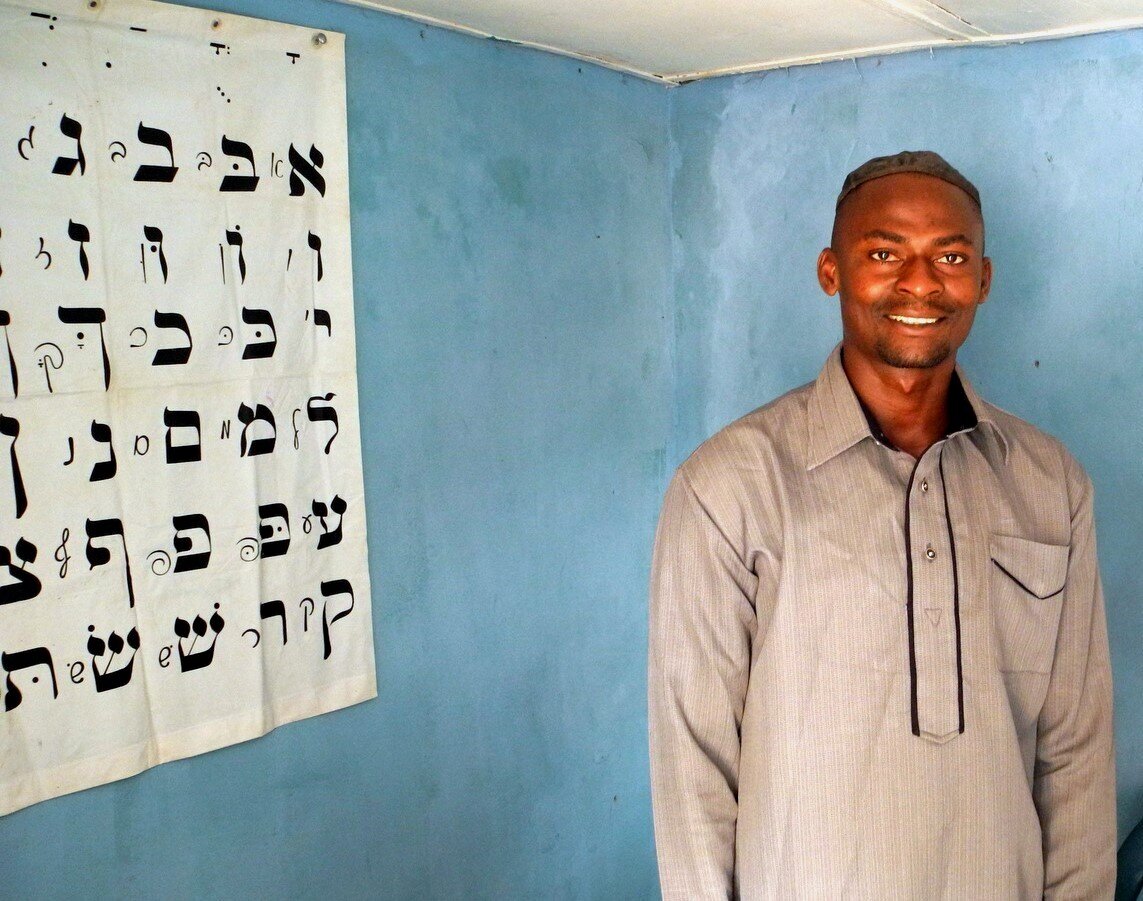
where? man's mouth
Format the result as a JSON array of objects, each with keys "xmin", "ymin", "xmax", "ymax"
[{"xmin": 886, "ymin": 314, "xmax": 941, "ymax": 326}]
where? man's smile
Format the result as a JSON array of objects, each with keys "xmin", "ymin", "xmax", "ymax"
[{"xmin": 887, "ymin": 313, "xmax": 942, "ymax": 325}]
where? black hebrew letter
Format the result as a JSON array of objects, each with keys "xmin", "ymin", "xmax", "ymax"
[
  {"xmin": 151, "ymin": 311, "xmax": 192, "ymax": 366},
  {"xmin": 0, "ymin": 311, "xmax": 18, "ymax": 397},
  {"xmin": 307, "ymin": 231, "xmax": 323, "ymax": 281},
  {"xmin": 88, "ymin": 626, "xmax": 140, "ymax": 692},
  {"xmin": 240, "ymin": 307, "xmax": 276, "ymax": 360},
  {"xmin": 237, "ymin": 403, "xmax": 276, "ymax": 456},
  {"xmin": 33, "ymin": 342, "xmax": 62, "ymax": 393},
  {"xmin": 313, "ymin": 308, "xmax": 331, "ymax": 337},
  {"xmin": 219, "ymin": 136, "xmax": 259, "ymax": 192},
  {"xmin": 17, "ymin": 127, "xmax": 34, "ymax": 162},
  {"xmin": 85, "ymin": 517, "xmax": 135, "ymax": 608},
  {"xmin": 0, "ymin": 415, "xmax": 27, "ymax": 518},
  {"xmin": 314, "ymin": 494, "xmax": 346, "ymax": 549},
  {"xmin": 35, "ymin": 237, "xmax": 52, "ymax": 270},
  {"xmin": 89, "ymin": 419, "xmax": 116, "ymax": 481},
  {"xmin": 57, "ymin": 306, "xmax": 110, "ymax": 390},
  {"xmin": 133, "ymin": 123, "xmax": 178, "ymax": 183},
  {"xmin": 172, "ymin": 513, "xmax": 211, "ymax": 572},
  {"xmin": 174, "ymin": 604, "xmax": 224, "ymax": 672},
  {"xmin": 163, "ymin": 408, "xmax": 201, "ymax": 463},
  {"xmin": 54, "ymin": 528, "xmax": 70, "ymax": 579},
  {"xmin": 0, "ymin": 538, "xmax": 41, "ymax": 605},
  {"xmin": 52, "ymin": 114, "xmax": 85, "ymax": 176},
  {"xmin": 67, "ymin": 219, "xmax": 91, "ymax": 280},
  {"xmin": 223, "ymin": 229, "xmax": 246, "ymax": 284},
  {"xmin": 320, "ymin": 579, "xmax": 354, "ymax": 660},
  {"xmin": 260, "ymin": 599, "xmax": 287, "ymax": 645},
  {"xmin": 141, "ymin": 225, "xmax": 168, "ymax": 284},
  {"xmin": 306, "ymin": 393, "xmax": 339, "ymax": 455},
  {"xmin": 2, "ymin": 647, "xmax": 58, "ymax": 712},
  {"xmin": 288, "ymin": 143, "xmax": 326, "ymax": 197},
  {"xmin": 257, "ymin": 503, "xmax": 290, "ymax": 558}
]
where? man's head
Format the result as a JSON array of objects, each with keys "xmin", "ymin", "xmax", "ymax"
[{"xmin": 817, "ymin": 151, "xmax": 991, "ymax": 374}]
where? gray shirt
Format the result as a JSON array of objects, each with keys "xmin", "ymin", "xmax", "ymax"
[{"xmin": 648, "ymin": 347, "xmax": 1116, "ymax": 899}]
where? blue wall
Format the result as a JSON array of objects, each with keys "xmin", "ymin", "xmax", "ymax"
[
  {"xmin": 670, "ymin": 29, "xmax": 1143, "ymax": 839},
  {"xmin": 3, "ymin": 2, "xmax": 1141, "ymax": 896}
]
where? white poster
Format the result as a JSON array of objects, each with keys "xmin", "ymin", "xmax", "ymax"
[{"xmin": 0, "ymin": 0, "xmax": 375, "ymax": 815}]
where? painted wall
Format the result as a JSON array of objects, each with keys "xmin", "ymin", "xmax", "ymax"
[
  {"xmin": 0, "ymin": 1, "xmax": 669, "ymax": 897},
  {"xmin": 670, "ymin": 29, "xmax": 1143, "ymax": 838},
  {"xmin": 3, "ymin": 1, "xmax": 1141, "ymax": 896}
]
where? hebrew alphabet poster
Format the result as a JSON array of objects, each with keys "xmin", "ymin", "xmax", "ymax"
[{"xmin": 0, "ymin": 0, "xmax": 376, "ymax": 816}]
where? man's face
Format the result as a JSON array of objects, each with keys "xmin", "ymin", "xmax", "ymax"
[{"xmin": 817, "ymin": 172, "xmax": 992, "ymax": 373}]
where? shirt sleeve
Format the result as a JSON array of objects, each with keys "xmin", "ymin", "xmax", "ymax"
[
  {"xmin": 648, "ymin": 468, "xmax": 758, "ymax": 900},
  {"xmin": 1034, "ymin": 454, "xmax": 1117, "ymax": 899}
]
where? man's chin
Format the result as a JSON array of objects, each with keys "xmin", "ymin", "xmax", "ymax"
[{"xmin": 874, "ymin": 339, "xmax": 952, "ymax": 370}]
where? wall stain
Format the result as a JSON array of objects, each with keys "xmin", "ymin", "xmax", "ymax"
[{"xmin": 488, "ymin": 157, "xmax": 530, "ymax": 209}]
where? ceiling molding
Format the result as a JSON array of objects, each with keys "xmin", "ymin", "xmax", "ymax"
[
  {"xmin": 669, "ymin": 18, "xmax": 1143, "ymax": 83},
  {"xmin": 334, "ymin": 1, "xmax": 1143, "ymax": 84},
  {"xmin": 334, "ymin": 0, "xmax": 675, "ymax": 82}
]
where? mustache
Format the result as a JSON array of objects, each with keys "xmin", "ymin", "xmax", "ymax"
[{"xmin": 872, "ymin": 299, "xmax": 959, "ymax": 317}]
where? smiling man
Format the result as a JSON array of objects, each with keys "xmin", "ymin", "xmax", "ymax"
[{"xmin": 649, "ymin": 151, "xmax": 1116, "ymax": 899}]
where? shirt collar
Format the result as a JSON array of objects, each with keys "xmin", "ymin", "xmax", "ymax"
[{"xmin": 804, "ymin": 344, "xmax": 1009, "ymax": 471}]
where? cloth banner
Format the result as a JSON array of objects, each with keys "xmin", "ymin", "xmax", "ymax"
[{"xmin": 0, "ymin": 0, "xmax": 376, "ymax": 816}]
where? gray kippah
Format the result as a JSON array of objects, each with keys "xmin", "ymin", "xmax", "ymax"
[{"xmin": 836, "ymin": 150, "xmax": 980, "ymax": 210}]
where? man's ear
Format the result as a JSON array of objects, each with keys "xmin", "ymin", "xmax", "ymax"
[
  {"xmin": 817, "ymin": 248, "xmax": 839, "ymax": 296},
  {"xmin": 978, "ymin": 256, "xmax": 993, "ymax": 304}
]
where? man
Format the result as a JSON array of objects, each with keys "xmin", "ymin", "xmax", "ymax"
[{"xmin": 648, "ymin": 151, "xmax": 1116, "ymax": 899}]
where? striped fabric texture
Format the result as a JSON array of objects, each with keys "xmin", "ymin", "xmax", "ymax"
[{"xmin": 648, "ymin": 347, "xmax": 1116, "ymax": 899}]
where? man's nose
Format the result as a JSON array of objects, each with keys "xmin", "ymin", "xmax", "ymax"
[{"xmin": 895, "ymin": 255, "xmax": 941, "ymax": 298}]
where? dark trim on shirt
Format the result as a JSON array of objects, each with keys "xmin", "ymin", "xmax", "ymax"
[{"xmin": 940, "ymin": 449, "xmax": 966, "ymax": 735}]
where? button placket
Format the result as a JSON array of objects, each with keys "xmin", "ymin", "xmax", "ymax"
[{"xmin": 907, "ymin": 451, "xmax": 960, "ymax": 743}]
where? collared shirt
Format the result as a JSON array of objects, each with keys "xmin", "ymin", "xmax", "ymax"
[{"xmin": 648, "ymin": 346, "xmax": 1116, "ymax": 900}]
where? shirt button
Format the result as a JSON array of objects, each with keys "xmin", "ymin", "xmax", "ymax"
[
  {"xmin": 925, "ymin": 545, "xmax": 936, "ymax": 560},
  {"xmin": 920, "ymin": 479, "xmax": 929, "ymax": 492}
]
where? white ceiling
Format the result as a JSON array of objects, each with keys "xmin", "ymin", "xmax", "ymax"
[{"xmin": 338, "ymin": 0, "xmax": 1143, "ymax": 83}]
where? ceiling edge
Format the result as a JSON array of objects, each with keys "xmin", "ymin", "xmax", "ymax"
[
  {"xmin": 668, "ymin": 19, "xmax": 1143, "ymax": 83},
  {"xmin": 333, "ymin": 0, "xmax": 672, "ymax": 83},
  {"xmin": 330, "ymin": 2, "xmax": 1143, "ymax": 85}
]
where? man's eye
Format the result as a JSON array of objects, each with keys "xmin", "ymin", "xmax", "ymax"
[
  {"xmin": 938, "ymin": 252, "xmax": 967, "ymax": 264},
  {"xmin": 870, "ymin": 250, "xmax": 895, "ymax": 262}
]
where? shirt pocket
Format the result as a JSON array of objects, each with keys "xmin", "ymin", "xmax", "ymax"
[{"xmin": 989, "ymin": 534, "xmax": 1068, "ymax": 674}]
